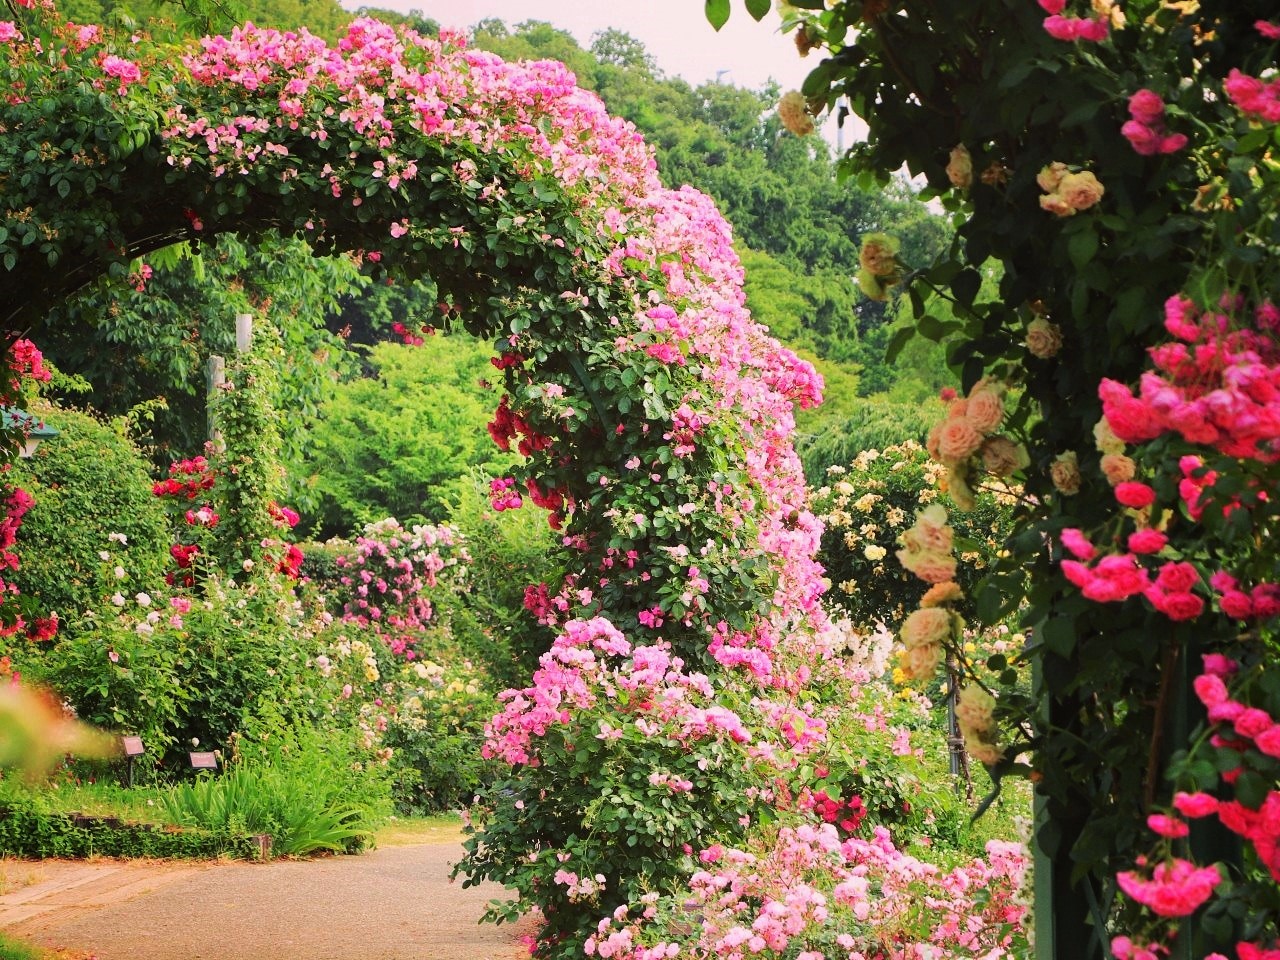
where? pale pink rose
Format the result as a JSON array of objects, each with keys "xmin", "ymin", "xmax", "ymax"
[
  {"xmin": 1050, "ymin": 451, "xmax": 1081, "ymax": 495},
  {"xmin": 907, "ymin": 504, "xmax": 953, "ymax": 553},
  {"xmin": 936, "ymin": 417, "xmax": 984, "ymax": 462},
  {"xmin": 1101, "ymin": 453, "xmax": 1136, "ymax": 485},
  {"xmin": 966, "ymin": 388, "xmax": 1005, "ymax": 433},
  {"xmin": 900, "ymin": 607, "xmax": 951, "ymax": 648},
  {"xmin": 1026, "ymin": 317, "xmax": 1063, "ymax": 359},
  {"xmin": 946, "ymin": 144, "xmax": 973, "ymax": 189}
]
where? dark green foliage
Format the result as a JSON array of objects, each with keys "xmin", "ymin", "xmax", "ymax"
[
  {"xmin": 10, "ymin": 406, "xmax": 170, "ymax": 620},
  {"xmin": 0, "ymin": 799, "xmax": 264, "ymax": 860}
]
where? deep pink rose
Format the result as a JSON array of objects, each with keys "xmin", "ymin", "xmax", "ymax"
[
  {"xmin": 1115, "ymin": 481, "xmax": 1157, "ymax": 508},
  {"xmin": 1128, "ymin": 89, "xmax": 1166, "ymax": 124}
]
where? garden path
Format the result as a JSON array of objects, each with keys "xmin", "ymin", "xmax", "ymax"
[{"xmin": 0, "ymin": 838, "xmax": 530, "ymax": 960}]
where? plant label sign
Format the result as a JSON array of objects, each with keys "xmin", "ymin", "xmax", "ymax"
[{"xmin": 189, "ymin": 751, "xmax": 218, "ymax": 770}]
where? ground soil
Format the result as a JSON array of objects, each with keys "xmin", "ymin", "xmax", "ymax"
[{"xmin": 0, "ymin": 839, "xmax": 531, "ymax": 960}]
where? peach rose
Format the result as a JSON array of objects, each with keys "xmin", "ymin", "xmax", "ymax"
[
  {"xmin": 900, "ymin": 607, "xmax": 951, "ymax": 648},
  {"xmin": 947, "ymin": 144, "xmax": 973, "ymax": 189},
  {"xmin": 964, "ymin": 735, "xmax": 1004, "ymax": 766},
  {"xmin": 1037, "ymin": 161, "xmax": 1069, "ymax": 193},
  {"xmin": 901, "ymin": 642, "xmax": 943, "ymax": 682},
  {"xmin": 899, "ymin": 549, "xmax": 958, "ymax": 584},
  {"xmin": 778, "ymin": 91, "xmax": 815, "ymax": 137},
  {"xmin": 1101, "ymin": 452, "xmax": 1137, "ymax": 485},
  {"xmin": 980, "ymin": 436, "xmax": 1029, "ymax": 478},
  {"xmin": 1026, "ymin": 317, "xmax": 1063, "ymax": 359},
  {"xmin": 1058, "ymin": 170, "xmax": 1105, "ymax": 212},
  {"xmin": 1051, "ymin": 451, "xmax": 1081, "ymax": 495},
  {"xmin": 955, "ymin": 685, "xmax": 997, "ymax": 737},
  {"xmin": 909, "ymin": 504, "xmax": 952, "ymax": 552},
  {"xmin": 921, "ymin": 581, "xmax": 964, "ymax": 607},
  {"xmin": 936, "ymin": 417, "xmax": 984, "ymax": 463},
  {"xmin": 965, "ymin": 388, "xmax": 1005, "ymax": 433},
  {"xmin": 1039, "ymin": 192, "xmax": 1077, "ymax": 217}
]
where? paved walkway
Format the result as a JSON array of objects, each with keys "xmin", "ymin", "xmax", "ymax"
[{"xmin": 1, "ymin": 842, "xmax": 530, "ymax": 960}]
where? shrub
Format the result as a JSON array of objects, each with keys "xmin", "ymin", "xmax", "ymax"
[
  {"xmin": 797, "ymin": 396, "xmax": 942, "ymax": 483},
  {"xmin": 9, "ymin": 404, "xmax": 169, "ymax": 621},
  {"xmin": 809, "ymin": 440, "xmax": 1016, "ymax": 630}
]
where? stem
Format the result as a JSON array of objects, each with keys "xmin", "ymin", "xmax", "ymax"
[{"xmin": 1144, "ymin": 639, "xmax": 1181, "ymax": 811}]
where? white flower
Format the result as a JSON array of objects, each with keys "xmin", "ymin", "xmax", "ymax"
[
  {"xmin": 111, "ymin": 593, "xmax": 126, "ymax": 607},
  {"xmin": 135, "ymin": 592, "xmax": 152, "ymax": 607},
  {"xmin": 242, "ymin": 559, "xmax": 255, "ymax": 572},
  {"xmin": 99, "ymin": 550, "xmax": 111, "ymax": 561},
  {"xmin": 108, "ymin": 532, "xmax": 128, "ymax": 544},
  {"xmin": 114, "ymin": 566, "xmax": 126, "ymax": 579}
]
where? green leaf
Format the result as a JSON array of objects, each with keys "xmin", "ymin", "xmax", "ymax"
[
  {"xmin": 705, "ymin": 0, "xmax": 731, "ymax": 30},
  {"xmin": 1068, "ymin": 229, "xmax": 1098, "ymax": 270},
  {"xmin": 745, "ymin": 0, "xmax": 770, "ymax": 19},
  {"xmin": 884, "ymin": 325, "xmax": 916, "ymax": 363},
  {"xmin": 951, "ymin": 269, "xmax": 981, "ymax": 307}
]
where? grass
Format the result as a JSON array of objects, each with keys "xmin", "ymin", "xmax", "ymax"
[
  {"xmin": 12, "ymin": 779, "xmax": 169, "ymax": 824},
  {"xmin": 375, "ymin": 813, "xmax": 464, "ymax": 847},
  {"xmin": 0, "ymin": 932, "xmax": 44, "ymax": 960}
]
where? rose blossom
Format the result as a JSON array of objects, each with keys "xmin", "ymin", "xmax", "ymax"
[
  {"xmin": 1026, "ymin": 317, "xmax": 1063, "ymax": 359},
  {"xmin": 966, "ymin": 387, "xmax": 1005, "ymax": 433},
  {"xmin": 1050, "ymin": 451, "xmax": 1081, "ymax": 495},
  {"xmin": 980, "ymin": 436, "xmax": 1027, "ymax": 477},
  {"xmin": 1101, "ymin": 453, "xmax": 1136, "ymax": 485},
  {"xmin": 946, "ymin": 143, "xmax": 973, "ymax": 189},
  {"xmin": 1057, "ymin": 170, "xmax": 1106, "ymax": 211},
  {"xmin": 936, "ymin": 417, "xmax": 984, "ymax": 462},
  {"xmin": 900, "ymin": 607, "xmax": 951, "ymax": 648}
]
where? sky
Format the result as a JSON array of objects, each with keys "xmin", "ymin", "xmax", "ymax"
[{"xmin": 357, "ymin": 0, "xmax": 813, "ymax": 94}]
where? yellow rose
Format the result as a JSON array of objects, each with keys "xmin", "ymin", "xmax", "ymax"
[
  {"xmin": 1025, "ymin": 317, "xmax": 1063, "ymax": 359},
  {"xmin": 1050, "ymin": 451, "xmax": 1081, "ymax": 495}
]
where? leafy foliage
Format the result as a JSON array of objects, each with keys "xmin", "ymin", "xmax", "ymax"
[{"xmin": 9, "ymin": 405, "xmax": 170, "ymax": 621}]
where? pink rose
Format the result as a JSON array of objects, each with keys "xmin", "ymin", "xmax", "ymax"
[
  {"xmin": 1127, "ymin": 529, "xmax": 1166, "ymax": 554},
  {"xmin": 1201, "ymin": 653, "xmax": 1238, "ymax": 678},
  {"xmin": 1128, "ymin": 89, "xmax": 1166, "ymax": 125},
  {"xmin": 1061, "ymin": 528, "xmax": 1097, "ymax": 561},
  {"xmin": 1154, "ymin": 561, "xmax": 1198, "ymax": 593},
  {"xmin": 1193, "ymin": 672, "xmax": 1228, "ymax": 707},
  {"xmin": 1115, "ymin": 481, "xmax": 1156, "ymax": 508},
  {"xmin": 1235, "ymin": 707, "xmax": 1275, "ymax": 739},
  {"xmin": 1172, "ymin": 791, "xmax": 1219, "ymax": 818},
  {"xmin": 1146, "ymin": 814, "xmax": 1189, "ymax": 838},
  {"xmin": 1254, "ymin": 725, "xmax": 1280, "ymax": 759},
  {"xmin": 1219, "ymin": 589, "xmax": 1254, "ymax": 619}
]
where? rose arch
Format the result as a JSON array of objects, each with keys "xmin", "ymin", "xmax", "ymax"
[{"xmin": 0, "ymin": 11, "xmax": 853, "ymax": 956}]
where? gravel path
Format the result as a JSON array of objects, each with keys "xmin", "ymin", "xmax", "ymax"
[{"xmin": 1, "ymin": 842, "xmax": 531, "ymax": 960}]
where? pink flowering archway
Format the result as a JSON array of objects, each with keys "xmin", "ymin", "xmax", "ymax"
[{"xmin": 1, "ymin": 12, "xmax": 848, "ymax": 956}]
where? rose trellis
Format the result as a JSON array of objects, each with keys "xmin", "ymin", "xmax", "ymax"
[{"xmin": 0, "ymin": 8, "xmax": 901, "ymax": 957}]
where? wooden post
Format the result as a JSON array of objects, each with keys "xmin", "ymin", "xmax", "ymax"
[
  {"xmin": 235, "ymin": 313, "xmax": 253, "ymax": 353},
  {"xmin": 207, "ymin": 354, "xmax": 225, "ymax": 445}
]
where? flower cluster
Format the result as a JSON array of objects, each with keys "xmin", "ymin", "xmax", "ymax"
[
  {"xmin": 1100, "ymin": 293, "xmax": 1280, "ymax": 462},
  {"xmin": 488, "ymin": 476, "xmax": 522, "ymax": 511},
  {"xmin": 1121, "ymin": 89, "xmax": 1187, "ymax": 156},
  {"xmin": 1037, "ymin": 161, "xmax": 1106, "ymax": 216},
  {"xmin": 584, "ymin": 824, "xmax": 1030, "ymax": 960},
  {"xmin": 925, "ymin": 379, "xmax": 1026, "ymax": 510},
  {"xmin": 151, "ymin": 456, "xmax": 216, "ymax": 499},
  {"xmin": 1037, "ymin": 0, "xmax": 1116, "ymax": 42}
]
